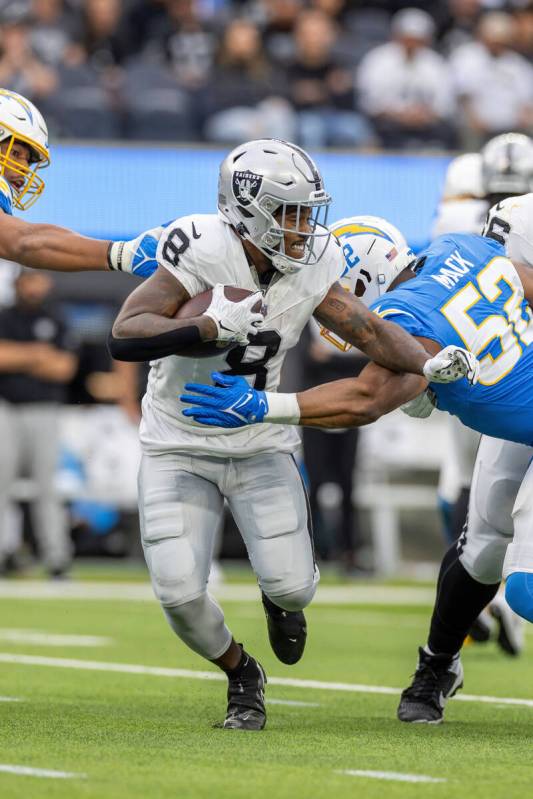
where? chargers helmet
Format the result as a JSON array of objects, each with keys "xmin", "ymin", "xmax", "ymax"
[
  {"xmin": 320, "ymin": 215, "xmax": 414, "ymax": 350},
  {"xmin": 218, "ymin": 139, "xmax": 331, "ymax": 275},
  {"xmin": 0, "ymin": 89, "xmax": 50, "ymax": 211},
  {"xmin": 481, "ymin": 132, "xmax": 533, "ymax": 200}
]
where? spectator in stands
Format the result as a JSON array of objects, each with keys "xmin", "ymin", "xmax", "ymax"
[
  {"xmin": 260, "ymin": 0, "xmax": 302, "ymax": 68},
  {"xmin": 357, "ymin": 7, "xmax": 456, "ymax": 149},
  {"xmin": 0, "ymin": 269, "xmax": 78, "ymax": 578},
  {"xmin": 438, "ymin": 0, "xmax": 482, "ymax": 55},
  {"xmin": 287, "ymin": 9, "xmax": 373, "ymax": 147},
  {"xmin": 0, "ymin": 11, "xmax": 57, "ymax": 104},
  {"xmin": 202, "ymin": 18, "xmax": 296, "ymax": 143},
  {"xmin": 78, "ymin": 0, "xmax": 129, "ymax": 71},
  {"xmin": 513, "ymin": 2, "xmax": 533, "ymax": 65},
  {"xmin": 450, "ymin": 12, "xmax": 533, "ymax": 147},
  {"xmin": 150, "ymin": 0, "xmax": 217, "ymax": 92},
  {"xmin": 30, "ymin": 0, "xmax": 81, "ymax": 67}
]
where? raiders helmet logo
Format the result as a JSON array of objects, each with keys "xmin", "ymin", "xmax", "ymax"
[{"xmin": 232, "ymin": 170, "xmax": 263, "ymax": 206}]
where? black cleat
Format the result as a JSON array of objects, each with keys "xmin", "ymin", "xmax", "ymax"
[
  {"xmin": 262, "ymin": 592, "xmax": 307, "ymax": 665},
  {"xmin": 222, "ymin": 650, "xmax": 267, "ymax": 731},
  {"xmin": 467, "ymin": 613, "xmax": 492, "ymax": 643},
  {"xmin": 397, "ymin": 647, "xmax": 464, "ymax": 724},
  {"xmin": 490, "ymin": 595, "xmax": 525, "ymax": 657}
]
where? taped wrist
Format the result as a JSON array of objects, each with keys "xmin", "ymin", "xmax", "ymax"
[
  {"xmin": 107, "ymin": 241, "xmax": 125, "ymax": 271},
  {"xmin": 108, "ymin": 324, "xmax": 202, "ymax": 362}
]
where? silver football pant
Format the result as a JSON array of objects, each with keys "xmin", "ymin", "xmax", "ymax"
[
  {"xmin": 458, "ymin": 435, "xmax": 533, "ymax": 584},
  {"xmin": 0, "ymin": 402, "xmax": 70, "ymax": 572},
  {"xmin": 138, "ymin": 450, "xmax": 318, "ymax": 660}
]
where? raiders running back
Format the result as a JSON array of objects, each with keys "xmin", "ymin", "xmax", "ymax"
[{"xmin": 140, "ymin": 212, "xmax": 344, "ymax": 457}]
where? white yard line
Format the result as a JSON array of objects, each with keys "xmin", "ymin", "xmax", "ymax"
[
  {"xmin": 1, "ymin": 652, "xmax": 533, "ymax": 709},
  {"xmin": 0, "ymin": 580, "xmax": 436, "ymax": 606},
  {"xmin": 0, "ymin": 629, "xmax": 111, "ymax": 647},
  {"xmin": 0, "ymin": 764, "xmax": 86, "ymax": 779},
  {"xmin": 0, "ymin": 696, "xmax": 21, "ymax": 702},
  {"xmin": 267, "ymin": 699, "xmax": 320, "ymax": 708},
  {"xmin": 338, "ymin": 769, "xmax": 446, "ymax": 784}
]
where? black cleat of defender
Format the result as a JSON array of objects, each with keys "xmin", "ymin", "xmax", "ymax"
[
  {"xmin": 262, "ymin": 592, "xmax": 307, "ymax": 665},
  {"xmin": 222, "ymin": 651, "xmax": 267, "ymax": 731},
  {"xmin": 397, "ymin": 647, "xmax": 464, "ymax": 724}
]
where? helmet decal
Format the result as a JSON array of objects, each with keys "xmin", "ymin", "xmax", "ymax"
[{"xmin": 232, "ymin": 170, "xmax": 263, "ymax": 206}]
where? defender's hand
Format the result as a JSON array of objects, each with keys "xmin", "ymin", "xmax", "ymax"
[
  {"xmin": 423, "ymin": 346, "xmax": 479, "ymax": 385},
  {"xmin": 204, "ymin": 285, "xmax": 264, "ymax": 345},
  {"xmin": 401, "ymin": 389, "xmax": 437, "ymax": 418},
  {"xmin": 108, "ymin": 223, "xmax": 169, "ymax": 277},
  {"xmin": 181, "ymin": 372, "xmax": 268, "ymax": 427}
]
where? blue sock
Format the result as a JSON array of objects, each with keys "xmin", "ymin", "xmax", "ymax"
[{"xmin": 505, "ymin": 572, "xmax": 533, "ymax": 622}]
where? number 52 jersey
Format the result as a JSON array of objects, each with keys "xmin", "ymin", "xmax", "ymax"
[
  {"xmin": 140, "ymin": 213, "xmax": 344, "ymax": 457},
  {"xmin": 372, "ymin": 232, "xmax": 533, "ymax": 445}
]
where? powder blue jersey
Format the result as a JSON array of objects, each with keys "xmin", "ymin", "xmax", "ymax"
[{"xmin": 370, "ymin": 233, "xmax": 533, "ymax": 445}]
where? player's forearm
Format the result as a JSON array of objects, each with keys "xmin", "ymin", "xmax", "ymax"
[
  {"xmin": 109, "ymin": 314, "xmax": 217, "ymax": 362},
  {"xmin": 15, "ymin": 224, "xmax": 110, "ymax": 272},
  {"xmin": 315, "ymin": 286, "xmax": 429, "ymax": 376},
  {"xmin": 363, "ymin": 315, "xmax": 429, "ymax": 375},
  {"xmin": 255, "ymin": 380, "xmax": 381, "ymax": 429}
]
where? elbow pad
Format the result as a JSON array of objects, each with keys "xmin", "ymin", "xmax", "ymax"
[{"xmin": 108, "ymin": 324, "xmax": 202, "ymax": 362}]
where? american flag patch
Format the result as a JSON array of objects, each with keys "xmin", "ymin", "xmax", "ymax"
[{"xmin": 385, "ymin": 246, "xmax": 398, "ymax": 261}]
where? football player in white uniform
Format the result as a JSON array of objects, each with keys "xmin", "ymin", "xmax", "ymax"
[{"xmin": 108, "ymin": 140, "xmax": 477, "ymax": 731}]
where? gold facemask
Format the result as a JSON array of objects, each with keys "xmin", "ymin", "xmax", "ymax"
[{"xmin": 0, "ymin": 125, "xmax": 50, "ymax": 211}]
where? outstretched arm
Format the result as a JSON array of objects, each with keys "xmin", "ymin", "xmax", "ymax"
[
  {"xmin": 314, "ymin": 282, "xmax": 432, "ymax": 375},
  {"xmin": 0, "ymin": 214, "xmax": 111, "ymax": 271},
  {"xmin": 181, "ymin": 360, "xmax": 428, "ymax": 429},
  {"xmin": 291, "ymin": 362, "xmax": 427, "ymax": 428}
]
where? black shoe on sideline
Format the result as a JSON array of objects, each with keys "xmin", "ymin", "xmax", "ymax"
[
  {"xmin": 262, "ymin": 592, "xmax": 307, "ymax": 665},
  {"xmin": 222, "ymin": 650, "xmax": 267, "ymax": 731},
  {"xmin": 397, "ymin": 647, "xmax": 464, "ymax": 724}
]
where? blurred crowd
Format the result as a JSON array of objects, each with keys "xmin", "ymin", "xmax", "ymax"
[{"xmin": 0, "ymin": 0, "xmax": 531, "ymax": 150}]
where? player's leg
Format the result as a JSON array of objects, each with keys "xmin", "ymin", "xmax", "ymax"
[
  {"xmin": 0, "ymin": 402, "xmax": 21, "ymax": 571},
  {"xmin": 398, "ymin": 436, "xmax": 531, "ymax": 723},
  {"xmin": 24, "ymin": 404, "xmax": 72, "ymax": 576},
  {"xmin": 139, "ymin": 451, "xmax": 266, "ymax": 730},
  {"xmin": 228, "ymin": 452, "xmax": 317, "ymax": 665},
  {"xmin": 503, "ymin": 457, "xmax": 533, "ymax": 625}
]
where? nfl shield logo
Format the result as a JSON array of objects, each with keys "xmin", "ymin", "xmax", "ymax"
[{"xmin": 232, "ymin": 170, "xmax": 263, "ymax": 206}]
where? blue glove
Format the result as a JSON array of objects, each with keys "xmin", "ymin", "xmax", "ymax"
[{"xmin": 181, "ymin": 372, "xmax": 269, "ymax": 428}]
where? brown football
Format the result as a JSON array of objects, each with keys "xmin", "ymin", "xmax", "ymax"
[{"xmin": 173, "ymin": 286, "xmax": 263, "ymax": 358}]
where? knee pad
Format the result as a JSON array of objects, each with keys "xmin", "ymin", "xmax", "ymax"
[
  {"xmin": 505, "ymin": 572, "xmax": 533, "ymax": 623},
  {"xmin": 163, "ymin": 592, "xmax": 231, "ymax": 660},
  {"xmin": 265, "ymin": 572, "xmax": 318, "ymax": 612},
  {"xmin": 459, "ymin": 537, "xmax": 509, "ymax": 585}
]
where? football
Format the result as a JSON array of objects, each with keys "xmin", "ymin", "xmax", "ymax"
[{"xmin": 173, "ymin": 286, "xmax": 263, "ymax": 358}]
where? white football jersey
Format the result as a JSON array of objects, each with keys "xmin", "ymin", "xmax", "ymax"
[
  {"xmin": 483, "ymin": 193, "xmax": 533, "ymax": 268},
  {"xmin": 139, "ymin": 214, "xmax": 344, "ymax": 457}
]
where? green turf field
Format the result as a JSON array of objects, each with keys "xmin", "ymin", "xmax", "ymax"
[{"xmin": 1, "ymin": 569, "xmax": 532, "ymax": 799}]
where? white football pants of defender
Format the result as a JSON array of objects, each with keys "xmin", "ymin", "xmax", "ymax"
[
  {"xmin": 138, "ymin": 450, "xmax": 318, "ymax": 660},
  {"xmin": 458, "ymin": 436, "xmax": 533, "ymax": 584}
]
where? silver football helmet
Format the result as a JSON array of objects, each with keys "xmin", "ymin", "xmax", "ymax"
[
  {"xmin": 481, "ymin": 132, "xmax": 533, "ymax": 197},
  {"xmin": 218, "ymin": 139, "xmax": 332, "ymax": 274}
]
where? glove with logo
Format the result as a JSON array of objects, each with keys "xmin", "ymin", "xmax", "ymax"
[
  {"xmin": 107, "ymin": 223, "xmax": 170, "ymax": 277},
  {"xmin": 181, "ymin": 372, "xmax": 268, "ymax": 428},
  {"xmin": 204, "ymin": 285, "xmax": 264, "ymax": 345},
  {"xmin": 423, "ymin": 346, "xmax": 479, "ymax": 385}
]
